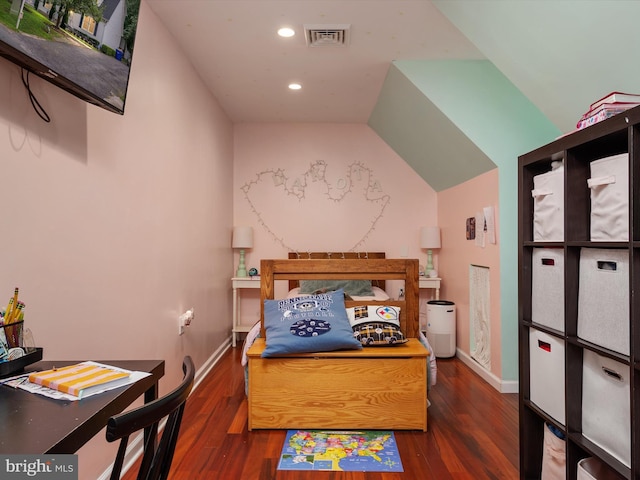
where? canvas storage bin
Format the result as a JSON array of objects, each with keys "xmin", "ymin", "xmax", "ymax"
[
  {"xmin": 541, "ymin": 423, "xmax": 566, "ymax": 480},
  {"xmin": 577, "ymin": 457, "xmax": 624, "ymax": 480},
  {"xmin": 529, "ymin": 328, "xmax": 565, "ymax": 425},
  {"xmin": 577, "ymin": 248, "xmax": 629, "ymax": 355},
  {"xmin": 582, "ymin": 350, "xmax": 630, "ymax": 468},
  {"xmin": 588, "ymin": 153, "xmax": 629, "ymax": 241},
  {"xmin": 531, "ymin": 248, "xmax": 564, "ymax": 332},
  {"xmin": 532, "ymin": 167, "xmax": 564, "ymax": 242}
]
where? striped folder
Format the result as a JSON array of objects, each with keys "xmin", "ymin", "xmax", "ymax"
[{"xmin": 28, "ymin": 361, "xmax": 131, "ymax": 398}]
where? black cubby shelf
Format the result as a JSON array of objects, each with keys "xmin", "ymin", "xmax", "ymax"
[{"xmin": 519, "ymin": 105, "xmax": 640, "ymax": 480}]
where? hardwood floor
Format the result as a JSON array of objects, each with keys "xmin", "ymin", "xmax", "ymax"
[{"xmin": 124, "ymin": 347, "xmax": 519, "ymax": 479}]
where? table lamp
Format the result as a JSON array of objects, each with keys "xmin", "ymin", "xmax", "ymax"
[
  {"xmin": 420, "ymin": 226, "xmax": 441, "ymax": 277},
  {"xmin": 232, "ymin": 226, "xmax": 253, "ymax": 277}
]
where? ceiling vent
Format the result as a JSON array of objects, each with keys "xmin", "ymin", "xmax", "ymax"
[{"xmin": 304, "ymin": 24, "xmax": 351, "ymax": 47}]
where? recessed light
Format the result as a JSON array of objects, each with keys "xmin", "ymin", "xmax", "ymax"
[
  {"xmin": 288, "ymin": 83, "xmax": 302, "ymax": 90},
  {"xmin": 278, "ymin": 27, "xmax": 295, "ymax": 38}
]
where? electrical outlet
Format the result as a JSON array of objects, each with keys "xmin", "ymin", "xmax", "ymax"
[
  {"xmin": 184, "ymin": 308, "xmax": 194, "ymax": 326},
  {"xmin": 178, "ymin": 308, "xmax": 194, "ymax": 336}
]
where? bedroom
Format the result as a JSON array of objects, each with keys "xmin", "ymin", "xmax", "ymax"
[{"xmin": 0, "ymin": 1, "xmax": 638, "ymax": 479}]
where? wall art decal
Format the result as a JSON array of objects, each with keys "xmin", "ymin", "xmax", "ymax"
[{"xmin": 241, "ymin": 160, "xmax": 391, "ymax": 251}]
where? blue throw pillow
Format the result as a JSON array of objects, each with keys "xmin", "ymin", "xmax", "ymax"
[{"xmin": 262, "ymin": 289, "xmax": 363, "ymax": 357}]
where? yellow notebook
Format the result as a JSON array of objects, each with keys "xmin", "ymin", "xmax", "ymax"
[{"xmin": 28, "ymin": 361, "xmax": 131, "ymax": 399}]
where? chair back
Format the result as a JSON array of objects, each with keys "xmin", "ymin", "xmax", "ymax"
[{"xmin": 106, "ymin": 356, "xmax": 195, "ymax": 480}]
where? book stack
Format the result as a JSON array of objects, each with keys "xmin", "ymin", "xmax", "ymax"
[{"xmin": 577, "ymin": 92, "xmax": 640, "ymax": 130}]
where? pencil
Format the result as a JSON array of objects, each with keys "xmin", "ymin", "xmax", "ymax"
[
  {"xmin": 11, "ymin": 303, "xmax": 23, "ymax": 324},
  {"xmin": 4, "ymin": 298, "xmax": 14, "ymax": 325},
  {"xmin": 9, "ymin": 288, "xmax": 19, "ymax": 323},
  {"xmin": 12, "ymin": 288, "xmax": 18, "ymax": 311}
]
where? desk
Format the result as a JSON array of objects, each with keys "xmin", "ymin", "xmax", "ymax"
[
  {"xmin": 232, "ymin": 276, "xmax": 260, "ymax": 347},
  {"xmin": 0, "ymin": 359, "xmax": 164, "ymax": 454},
  {"xmin": 419, "ymin": 276, "xmax": 441, "ymax": 300}
]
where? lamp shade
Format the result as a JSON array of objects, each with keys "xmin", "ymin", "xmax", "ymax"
[
  {"xmin": 232, "ymin": 226, "xmax": 253, "ymax": 249},
  {"xmin": 420, "ymin": 226, "xmax": 441, "ymax": 249}
]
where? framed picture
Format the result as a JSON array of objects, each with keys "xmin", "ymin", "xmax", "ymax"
[{"xmin": 466, "ymin": 217, "xmax": 476, "ymax": 240}]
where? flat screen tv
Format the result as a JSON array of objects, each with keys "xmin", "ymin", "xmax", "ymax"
[{"xmin": 0, "ymin": 0, "xmax": 141, "ymax": 115}]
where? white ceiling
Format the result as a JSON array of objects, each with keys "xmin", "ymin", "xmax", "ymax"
[
  {"xmin": 145, "ymin": 0, "xmax": 485, "ymax": 124},
  {"xmin": 145, "ymin": 1, "xmax": 640, "ymax": 134}
]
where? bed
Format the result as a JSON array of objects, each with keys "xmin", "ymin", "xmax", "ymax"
[{"xmin": 244, "ymin": 253, "xmax": 435, "ymax": 431}]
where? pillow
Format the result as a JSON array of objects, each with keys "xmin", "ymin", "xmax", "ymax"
[
  {"xmin": 287, "ymin": 286, "xmax": 390, "ymax": 301},
  {"xmin": 298, "ymin": 279, "xmax": 374, "ymax": 297},
  {"xmin": 346, "ymin": 305, "xmax": 408, "ymax": 347},
  {"xmin": 262, "ymin": 289, "xmax": 363, "ymax": 357}
]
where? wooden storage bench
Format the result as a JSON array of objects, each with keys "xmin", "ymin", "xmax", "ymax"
[{"xmin": 247, "ymin": 337, "xmax": 428, "ymax": 431}]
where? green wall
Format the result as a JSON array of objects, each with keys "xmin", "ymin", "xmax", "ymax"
[{"xmin": 377, "ymin": 59, "xmax": 560, "ymax": 381}]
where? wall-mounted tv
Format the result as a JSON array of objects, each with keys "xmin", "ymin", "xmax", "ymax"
[{"xmin": 0, "ymin": 0, "xmax": 141, "ymax": 115}]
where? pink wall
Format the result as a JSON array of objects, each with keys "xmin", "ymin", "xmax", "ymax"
[
  {"xmin": 0, "ymin": 3, "xmax": 233, "ymax": 479},
  {"xmin": 438, "ymin": 169, "xmax": 501, "ymax": 378},
  {"xmin": 233, "ymin": 125, "xmax": 501, "ymax": 379},
  {"xmin": 0, "ymin": 3, "xmax": 503, "ymax": 477},
  {"xmin": 233, "ymin": 123, "xmax": 439, "ymax": 322}
]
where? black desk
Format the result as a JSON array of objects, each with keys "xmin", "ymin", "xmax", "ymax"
[{"xmin": 0, "ymin": 359, "xmax": 165, "ymax": 454}]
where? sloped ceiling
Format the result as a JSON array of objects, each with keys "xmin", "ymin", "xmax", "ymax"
[
  {"xmin": 146, "ymin": 1, "xmax": 640, "ymax": 190},
  {"xmin": 433, "ymin": 0, "xmax": 640, "ymax": 133},
  {"xmin": 369, "ymin": 58, "xmax": 562, "ymax": 191},
  {"xmin": 367, "ymin": 1, "xmax": 640, "ymax": 190},
  {"xmin": 368, "ymin": 64, "xmax": 496, "ymax": 192}
]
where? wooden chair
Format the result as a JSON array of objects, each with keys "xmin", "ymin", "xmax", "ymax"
[{"xmin": 106, "ymin": 356, "xmax": 195, "ymax": 480}]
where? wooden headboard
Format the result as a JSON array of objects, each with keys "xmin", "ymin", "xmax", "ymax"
[
  {"xmin": 286, "ymin": 252, "xmax": 386, "ymax": 291},
  {"xmin": 260, "ymin": 257, "xmax": 420, "ymax": 339}
]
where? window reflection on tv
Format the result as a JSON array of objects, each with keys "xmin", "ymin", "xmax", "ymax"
[{"xmin": 0, "ymin": 0, "xmax": 141, "ymax": 115}]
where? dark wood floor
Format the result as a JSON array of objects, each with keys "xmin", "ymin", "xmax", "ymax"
[{"xmin": 125, "ymin": 346, "xmax": 519, "ymax": 479}]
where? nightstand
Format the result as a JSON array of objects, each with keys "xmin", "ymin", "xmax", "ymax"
[
  {"xmin": 419, "ymin": 276, "xmax": 441, "ymax": 300},
  {"xmin": 232, "ymin": 276, "xmax": 260, "ymax": 347}
]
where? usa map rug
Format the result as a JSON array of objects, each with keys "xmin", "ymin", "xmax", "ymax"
[{"xmin": 277, "ymin": 430, "xmax": 403, "ymax": 472}]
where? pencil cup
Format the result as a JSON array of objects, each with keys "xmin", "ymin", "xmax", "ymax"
[{"xmin": 3, "ymin": 320, "xmax": 24, "ymax": 349}]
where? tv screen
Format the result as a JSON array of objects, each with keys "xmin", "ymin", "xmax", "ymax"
[{"xmin": 0, "ymin": 0, "xmax": 140, "ymax": 115}]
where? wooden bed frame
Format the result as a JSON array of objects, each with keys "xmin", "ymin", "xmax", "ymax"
[
  {"xmin": 286, "ymin": 251, "xmax": 387, "ymax": 292},
  {"xmin": 246, "ymin": 255, "xmax": 428, "ymax": 431}
]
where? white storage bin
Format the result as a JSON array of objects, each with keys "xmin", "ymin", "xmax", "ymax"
[
  {"xmin": 577, "ymin": 248, "xmax": 629, "ymax": 355},
  {"xmin": 588, "ymin": 153, "xmax": 629, "ymax": 241},
  {"xmin": 532, "ymin": 248, "xmax": 564, "ymax": 332},
  {"xmin": 582, "ymin": 350, "xmax": 630, "ymax": 468},
  {"xmin": 577, "ymin": 457, "xmax": 623, "ymax": 480},
  {"xmin": 532, "ymin": 167, "xmax": 564, "ymax": 242},
  {"xmin": 529, "ymin": 328, "xmax": 565, "ymax": 425},
  {"xmin": 541, "ymin": 423, "xmax": 566, "ymax": 480}
]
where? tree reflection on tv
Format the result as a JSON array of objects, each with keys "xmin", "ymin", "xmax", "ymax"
[{"xmin": 0, "ymin": 0, "xmax": 141, "ymax": 114}]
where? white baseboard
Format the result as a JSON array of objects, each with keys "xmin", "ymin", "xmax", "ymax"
[
  {"xmin": 193, "ymin": 340, "xmax": 232, "ymax": 392},
  {"xmin": 97, "ymin": 339, "xmax": 232, "ymax": 480},
  {"xmin": 455, "ymin": 348, "xmax": 519, "ymax": 394}
]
